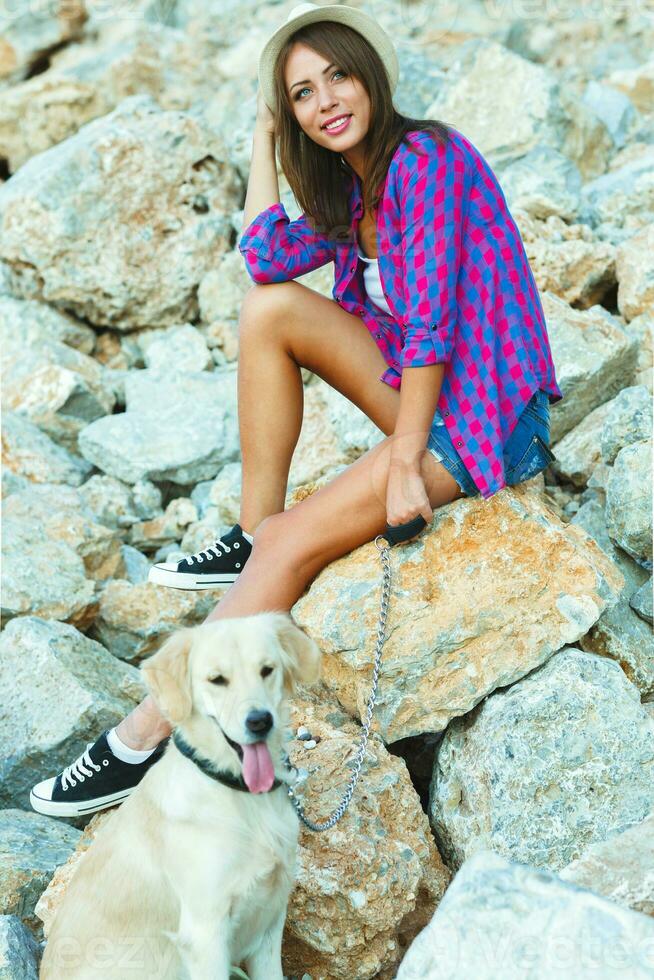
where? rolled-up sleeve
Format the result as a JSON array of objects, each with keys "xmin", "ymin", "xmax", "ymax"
[
  {"xmin": 397, "ymin": 136, "xmax": 471, "ymax": 368},
  {"xmin": 238, "ymin": 202, "xmax": 336, "ymax": 284}
]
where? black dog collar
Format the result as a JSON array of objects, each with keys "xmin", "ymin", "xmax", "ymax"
[{"xmin": 171, "ymin": 728, "xmax": 290, "ymax": 794}]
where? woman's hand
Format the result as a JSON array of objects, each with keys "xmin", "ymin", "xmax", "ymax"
[
  {"xmin": 256, "ymin": 88, "xmax": 276, "ymax": 137},
  {"xmin": 385, "ymin": 456, "xmax": 433, "ymax": 529}
]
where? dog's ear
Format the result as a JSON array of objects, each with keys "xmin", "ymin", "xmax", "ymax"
[
  {"xmin": 272, "ymin": 613, "xmax": 322, "ymax": 696},
  {"xmin": 140, "ymin": 629, "xmax": 194, "ymax": 725}
]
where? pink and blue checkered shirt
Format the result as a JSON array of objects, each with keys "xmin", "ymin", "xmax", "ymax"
[{"xmin": 238, "ymin": 127, "xmax": 563, "ymax": 499}]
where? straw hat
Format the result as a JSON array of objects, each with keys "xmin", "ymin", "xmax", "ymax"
[{"xmin": 258, "ymin": 2, "xmax": 400, "ymax": 112}]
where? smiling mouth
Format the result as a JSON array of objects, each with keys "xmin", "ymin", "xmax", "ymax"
[{"xmin": 322, "ymin": 114, "xmax": 352, "ymax": 131}]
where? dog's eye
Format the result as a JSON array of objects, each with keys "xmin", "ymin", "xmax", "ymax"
[
  {"xmin": 261, "ymin": 666, "xmax": 274, "ymax": 678},
  {"xmin": 209, "ymin": 675, "xmax": 226, "ymax": 685}
]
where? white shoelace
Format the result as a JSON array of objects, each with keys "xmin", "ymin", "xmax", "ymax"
[
  {"xmin": 185, "ymin": 538, "xmax": 233, "ymax": 565},
  {"xmin": 60, "ymin": 744, "xmax": 102, "ymax": 790}
]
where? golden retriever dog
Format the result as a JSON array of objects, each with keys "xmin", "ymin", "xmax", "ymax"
[{"xmin": 40, "ymin": 612, "xmax": 322, "ymax": 980}]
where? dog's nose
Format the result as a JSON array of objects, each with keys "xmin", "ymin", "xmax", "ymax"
[{"xmin": 245, "ymin": 710, "xmax": 273, "ymax": 738}]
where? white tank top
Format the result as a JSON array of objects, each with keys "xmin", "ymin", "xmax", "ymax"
[{"xmin": 357, "ymin": 247, "xmax": 393, "ymax": 316}]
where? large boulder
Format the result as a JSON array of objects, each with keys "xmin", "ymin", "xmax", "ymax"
[
  {"xmin": 0, "ymin": 617, "xmax": 146, "ymax": 808},
  {"xmin": 430, "ymin": 648, "xmax": 654, "ymax": 873},
  {"xmin": 78, "ymin": 368, "xmax": 239, "ymax": 486},
  {"xmin": 0, "ymin": 95, "xmax": 242, "ymax": 330},
  {"xmin": 292, "ymin": 487, "xmax": 623, "ymax": 744},
  {"xmin": 396, "ymin": 849, "xmax": 654, "ymax": 979}
]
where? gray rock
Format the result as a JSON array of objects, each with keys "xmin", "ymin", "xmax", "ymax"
[
  {"xmin": 498, "ymin": 144, "xmax": 582, "ymax": 221},
  {"xmin": 0, "ymin": 810, "xmax": 81, "ymax": 941},
  {"xmin": 582, "ymin": 80, "xmax": 637, "ymax": 151},
  {"xmin": 0, "ymin": 617, "xmax": 146, "ymax": 809},
  {"xmin": 1, "ymin": 339, "xmax": 115, "ymax": 453},
  {"xmin": 1, "ymin": 412, "xmax": 92, "ymax": 488},
  {"xmin": 605, "ymin": 439, "xmax": 653, "ymax": 566},
  {"xmin": 560, "ymin": 812, "xmax": 654, "ymax": 917},
  {"xmin": 0, "ymin": 915, "xmax": 40, "ymax": 980},
  {"xmin": 78, "ymin": 475, "xmax": 163, "ymax": 531},
  {"xmin": 78, "ymin": 368, "xmax": 239, "ymax": 485},
  {"xmin": 120, "ymin": 545, "xmax": 151, "ymax": 584},
  {"xmin": 543, "ymin": 292, "xmax": 639, "ymax": 441},
  {"xmin": 573, "ymin": 499, "xmax": 653, "ymax": 697},
  {"xmin": 630, "ymin": 577, "xmax": 653, "ymax": 625},
  {"xmin": 430, "ymin": 648, "xmax": 654, "ymax": 873},
  {"xmin": 579, "ymin": 146, "xmax": 654, "ymax": 243},
  {"xmin": 141, "ymin": 324, "xmax": 212, "ymax": 374},
  {"xmin": 396, "ymin": 849, "xmax": 654, "ymax": 979},
  {"xmin": 600, "ymin": 385, "xmax": 653, "ymax": 464},
  {"xmin": 0, "ymin": 295, "xmax": 95, "ymax": 354},
  {"xmin": 0, "ymin": 95, "xmax": 241, "ymax": 330},
  {"xmin": 0, "ymin": 3, "xmax": 84, "ymax": 87}
]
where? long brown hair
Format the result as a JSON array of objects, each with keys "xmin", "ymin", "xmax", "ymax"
[{"xmin": 272, "ymin": 20, "xmax": 452, "ymax": 244}]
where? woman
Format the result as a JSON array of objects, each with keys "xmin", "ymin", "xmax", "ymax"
[{"xmin": 31, "ymin": 2, "xmax": 562, "ymax": 818}]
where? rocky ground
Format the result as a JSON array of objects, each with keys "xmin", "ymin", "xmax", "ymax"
[{"xmin": 0, "ymin": 1, "xmax": 653, "ymax": 978}]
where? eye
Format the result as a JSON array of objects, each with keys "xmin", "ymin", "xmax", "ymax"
[
  {"xmin": 209, "ymin": 675, "xmax": 227, "ymax": 686},
  {"xmin": 294, "ymin": 69, "xmax": 347, "ymax": 101},
  {"xmin": 261, "ymin": 665, "xmax": 274, "ymax": 678}
]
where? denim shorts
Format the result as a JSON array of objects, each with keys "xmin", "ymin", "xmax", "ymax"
[{"xmin": 426, "ymin": 389, "xmax": 556, "ymax": 497}]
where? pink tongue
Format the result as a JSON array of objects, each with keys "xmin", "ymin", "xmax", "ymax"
[{"xmin": 241, "ymin": 741, "xmax": 275, "ymax": 793}]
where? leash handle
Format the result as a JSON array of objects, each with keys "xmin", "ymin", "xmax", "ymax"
[{"xmin": 383, "ymin": 515, "xmax": 427, "ymax": 546}]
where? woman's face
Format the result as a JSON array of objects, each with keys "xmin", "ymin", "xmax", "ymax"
[{"xmin": 284, "ymin": 42, "xmax": 370, "ymax": 168}]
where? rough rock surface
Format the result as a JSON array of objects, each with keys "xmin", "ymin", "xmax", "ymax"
[
  {"xmin": 0, "ymin": 914, "xmax": 41, "ymax": 979},
  {"xmin": 0, "ymin": 617, "xmax": 146, "ymax": 808},
  {"xmin": 293, "ymin": 487, "xmax": 624, "ymax": 743},
  {"xmin": 0, "ymin": 95, "xmax": 242, "ymax": 330},
  {"xmin": 560, "ymin": 812, "xmax": 654, "ymax": 917},
  {"xmin": 78, "ymin": 368, "xmax": 239, "ymax": 485},
  {"xmin": 429, "ymin": 648, "xmax": 654, "ymax": 873},
  {"xmin": 0, "ymin": 809, "xmax": 81, "ymax": 941},
  {"xmin": 396, "ymin": 849, "xmax": 654, "ymax": 979}
]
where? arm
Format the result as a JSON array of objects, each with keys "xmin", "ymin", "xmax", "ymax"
[{"xmin": 238, "ymin": 127, "xmax": 337, "ymax": 284}]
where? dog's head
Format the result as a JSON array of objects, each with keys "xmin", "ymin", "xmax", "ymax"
[{"xmin": 140, "ymin": 612, "xmax": 321, "ymax": 793}]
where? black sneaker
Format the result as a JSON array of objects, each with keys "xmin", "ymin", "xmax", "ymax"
[
  {"xmin": 147, "ymin": 522, "xmax": 253, "ymax": 590},
  {"xmin": 29, "ymin": 731, "xmax": 168, "ymax": 818}
]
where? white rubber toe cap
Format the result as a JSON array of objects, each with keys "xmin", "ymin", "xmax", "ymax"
[{"xmin": 31, "ymin": 775, "xmax": 56, "ymax": 803}]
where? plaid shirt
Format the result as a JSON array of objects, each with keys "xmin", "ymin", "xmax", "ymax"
[{"xmin": 238, "ymin": 127, "xmax": 563, "ymax": 499}]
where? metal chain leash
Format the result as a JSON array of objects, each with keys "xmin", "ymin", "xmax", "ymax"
[{"xmin": 285, "ymin": 534, "xmax": 393, "ymax": 831}]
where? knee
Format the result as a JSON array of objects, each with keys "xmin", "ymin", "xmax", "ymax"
[
  {"xmin": 238, "ymin": 282, "xmax": 298, "ymax": 339},
  {"xmin": 251, "ymin": 513, "xmax": 285, "ymax": 552},
  {"xmin": 252, "ymin": 512, "xmax": 309, "ymax": 568}
]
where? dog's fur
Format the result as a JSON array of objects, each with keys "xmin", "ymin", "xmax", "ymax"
[{"xmin": 40, "ymin": 612, "xmax": 322, "ymax": 980}]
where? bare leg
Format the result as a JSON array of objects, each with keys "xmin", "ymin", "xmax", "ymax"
[{"xmin": 117, "ymin": 282, "xmax": 463, "ymax": 748}]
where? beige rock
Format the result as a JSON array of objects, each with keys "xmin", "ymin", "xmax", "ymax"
[
  {"xmin": 0, "ymin": 1, "xmax": 86, "ymax": 86},
  {"xmin": 517, "ymin": 211, "xmax": 616, "ymax": 308},
  {"xmin": 1, "ymin": 338, "xmax": 115, "ymax": 453},
  {"xmin": 1, "ymin": 411, "xmax": 92, "ymax": 487},
  {"xmin": 0, "ymin": 22, "xmax": 225, "ymax": 172},
  {"xmin": 425, "ymin": 38, "xmax": 611, "ymax": 179},
  {"xmin": 282, "ymin": 693, "xmax": 450, "ymax": 980},
  {"xmin": 617, "ymin": 224, "xmax": 654, "ymax": 321},
  {"xmin": 292, "ymin": 486, "xmax": 624, "ymax": 743},
  {"xmin": 89, "ymin": 580, "xmax": 218, "ymax": 662},
  {"xmin": 609, "ymin": 59, "xmax": 654, "ymax": 113},
  {"xmin": 3, "ymin": 485, "xmax": 123, "ymax": 582},
  {"xmin": 129, "ymin": 497, "xmax": 198, "ymax": 551},
  {"xmin": 560, "ymin": 813, "xmax": 654, "ymax": 917}
]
